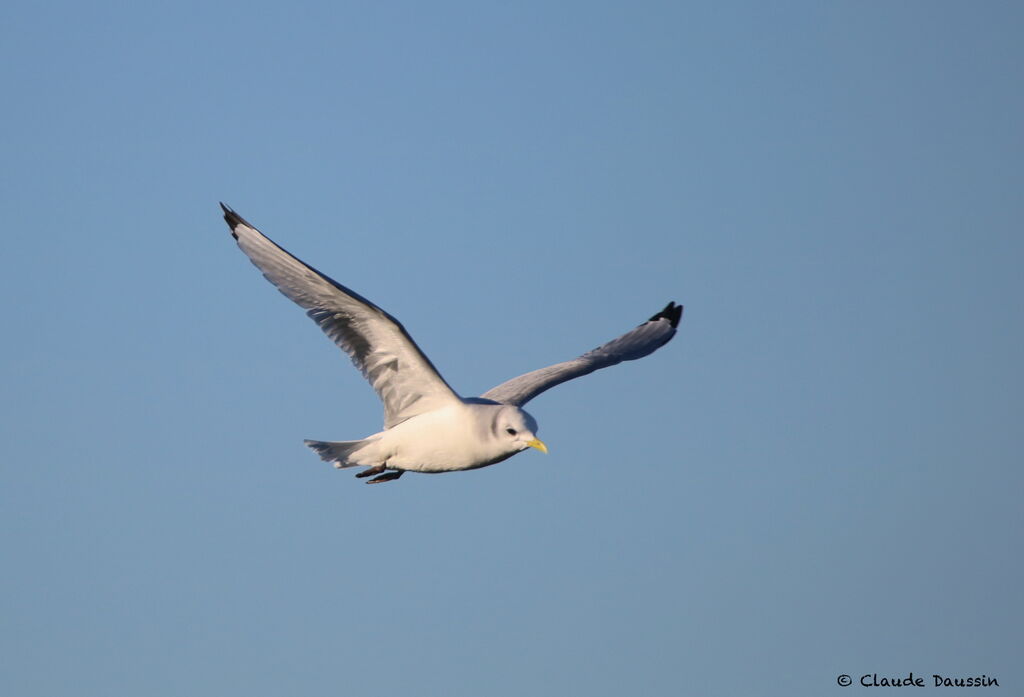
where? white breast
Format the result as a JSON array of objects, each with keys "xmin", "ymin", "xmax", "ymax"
[{"xmin": 369, "ymin": 403, "xmax": 513, "ymax": 473}]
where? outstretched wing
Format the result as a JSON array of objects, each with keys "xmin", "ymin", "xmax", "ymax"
[
  {"xmin": 221, "ymin": 203, "xmax": 462, "ymax": 428},
  {"xmin": 480, "ymin": 302, "xmax": 682, "ymax": 407}
]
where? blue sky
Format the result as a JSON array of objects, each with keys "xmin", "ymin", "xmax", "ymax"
[{"xmin": 2, "ymin": 1, "xmax": 1021, "ymax": 695}]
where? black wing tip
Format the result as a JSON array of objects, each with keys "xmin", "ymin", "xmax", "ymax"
[
  {"xmin": 219, "ymin": 201, "xmax": 252, "ymax": 240},
  {"xmin": 648, "ymin": 301, "xmax": 683, "ymax": 328}
]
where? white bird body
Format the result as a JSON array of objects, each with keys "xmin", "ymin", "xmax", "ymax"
[
  {"xmin": 220, "ymin": 203, "xmax": 682, "ymax": 484},
  {"xmin": 338, "ymin": 402, "xmax": 534, "ymax": 473}
]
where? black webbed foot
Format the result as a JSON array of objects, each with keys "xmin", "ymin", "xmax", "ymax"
[
  {"xmin": 355, "ymin": 465, "xmax": 386, "ymax": 479},
  {"xmin": 367, "ymin": 470, "xmax": 404, "ymax": 484}
]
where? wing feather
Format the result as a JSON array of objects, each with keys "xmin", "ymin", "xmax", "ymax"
[
  {"xmin": 480, "ymin": 302, "xmax": 682, "ymax": 406},
  {"xmin": 221, "ymin": 203, "xmax": 461, "ymax": 428}
]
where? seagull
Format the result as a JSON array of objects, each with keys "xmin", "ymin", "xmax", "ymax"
[{"xmin": 220, "ymin": 203, "xmax": 683, "ymax": 483}]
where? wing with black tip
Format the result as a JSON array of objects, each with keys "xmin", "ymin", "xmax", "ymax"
[
  {"xmin": 480, "ymin": 302, "xmax": 683, "ymax": 407},
  {"xmin": 220, "ymin": 203, "xmax": 462, "ymax": 428}
]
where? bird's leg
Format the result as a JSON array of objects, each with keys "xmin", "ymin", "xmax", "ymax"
[
  {"xmin": 355, "ymin": 465, "xmax": 386, "ymax": 479},
  {"xmin": 367, "ymin": 470, "xmax": 404, "ymax": 484}
]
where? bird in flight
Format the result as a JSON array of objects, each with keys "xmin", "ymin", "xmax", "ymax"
[{"xmin": 221, "ymin": 203, "xmax": 682, "ymax": 483}]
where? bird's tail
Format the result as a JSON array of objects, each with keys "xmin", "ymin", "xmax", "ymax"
[{"xmin": 304, "ymin": 438, "xmax": 374, "ymax": 469}]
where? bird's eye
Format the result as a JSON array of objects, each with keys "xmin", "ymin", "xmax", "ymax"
[{"xmin": 505, "ymin": 427, "xmax": 518, "ymax": 436}]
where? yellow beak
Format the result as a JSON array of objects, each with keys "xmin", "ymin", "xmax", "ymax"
[{"xmin": 526, "ymin": 438, "xmax": 548, "ymax": 454}]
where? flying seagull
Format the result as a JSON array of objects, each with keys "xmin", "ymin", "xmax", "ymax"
[{"xmin": 221, "ymin": 203, "xmax": 682, "ymax": 483}]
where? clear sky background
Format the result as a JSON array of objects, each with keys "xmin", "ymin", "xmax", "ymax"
[{"xmin": 2, "ymin": 2, "xmax": 1021, "ymax": 695}]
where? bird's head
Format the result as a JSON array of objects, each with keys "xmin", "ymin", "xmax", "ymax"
[{"xmin": 496, "ymin": 406, "xmax": 547, "ymax": 454}]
